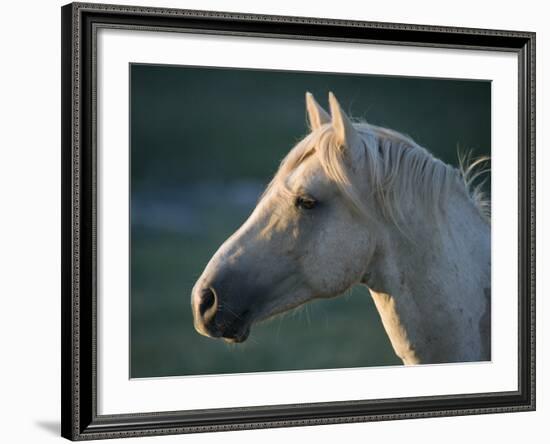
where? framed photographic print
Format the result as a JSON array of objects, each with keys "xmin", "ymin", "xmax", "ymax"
[{"xmin": 61, "ymin": 2, "xmax": 536, "ymax": 440}]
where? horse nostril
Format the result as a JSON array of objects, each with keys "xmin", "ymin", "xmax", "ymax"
[{"xmin": 198, "ymin": 287, "xmax": 217, "ymax": 320}]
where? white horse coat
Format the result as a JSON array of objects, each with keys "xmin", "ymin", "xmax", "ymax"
[{"xmin": 191, "ymin": 92, "xmax": 490, "ymax": 365}]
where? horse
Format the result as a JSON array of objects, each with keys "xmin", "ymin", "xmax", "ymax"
[{"xmin": 191, "ymin": 92, "xmax": 491, "ymax": 365}]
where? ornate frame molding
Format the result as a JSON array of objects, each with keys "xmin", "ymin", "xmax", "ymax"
[{"xmin": 61, "ymin": 2, "xmax": 535, "ymax": 440}]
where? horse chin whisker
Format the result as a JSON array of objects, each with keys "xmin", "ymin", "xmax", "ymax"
[
  {"xmin": 253, "ymin": 295, "xmax": 312, "ymax": 327},
  {"xmin": 244, "ymin": 335, "xmax": 260, "ymax": 346},
  {"xmin": 222, "ymin": 304, "xmax": 245, "ymax": 322},
  {"xmin": 304, "ymin": 304, "xmax": 312, "ymax": 326}
]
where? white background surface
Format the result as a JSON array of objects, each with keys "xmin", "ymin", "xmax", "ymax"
[{"xmin": 0, "ymin": 0, "xmax": 546, "ymax": 443}]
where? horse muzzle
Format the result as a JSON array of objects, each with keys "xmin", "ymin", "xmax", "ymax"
[{"xmin": 191, "ymin": 285, "xmax": 251, "ymax": 343}]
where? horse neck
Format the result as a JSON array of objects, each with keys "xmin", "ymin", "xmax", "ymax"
[{"xmin": 364, "ymin": 181, "xmax": 491, "ymax": 365}]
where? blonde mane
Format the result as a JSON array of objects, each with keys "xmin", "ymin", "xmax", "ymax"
[{"xmin": 266, "ymin": 122, "xmax": 490, "ymax": 225}]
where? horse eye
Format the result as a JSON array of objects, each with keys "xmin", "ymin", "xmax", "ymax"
[{"xmin": 295, "ymin": 195, "xmax": 318, "ymax": 210}]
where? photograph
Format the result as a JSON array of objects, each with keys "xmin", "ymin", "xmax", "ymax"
[{"xmin": 130, "ymin": 64, "xmax": 491, "ymax": 378}]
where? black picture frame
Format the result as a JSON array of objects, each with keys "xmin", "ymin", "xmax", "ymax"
[{"xmin": 61, "ymin": 2, "xmax": 536, "ymax": 440}]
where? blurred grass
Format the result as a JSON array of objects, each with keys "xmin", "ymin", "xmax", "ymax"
[{"xmin": 130, "ymin": 64, "xmax": 490, "ymax": 378}]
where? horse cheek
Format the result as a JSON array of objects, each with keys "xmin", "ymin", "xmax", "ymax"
[{"xmin": 300, "ymin": 228, "xmax": 354, "ymax": 297}]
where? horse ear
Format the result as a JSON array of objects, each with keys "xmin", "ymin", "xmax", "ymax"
[
  {"xmin": 306, "ymin": 92, "xmax": 330, "ymax": 130},
  {"xmin": 328, "ymin": 92, "xmax": 363, "ymax": 164}
]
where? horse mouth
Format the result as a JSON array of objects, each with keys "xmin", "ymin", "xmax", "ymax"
[
  {"xmin": 222, "ymin": 326, "xmax": 250, "ymax": 343},
  {"xmin": 194, "ymin": 315, "xmax": 252, "ymax": 343},
  {"xmin": 221, "ymin": 322, "xmax": 251, "ymax": 343}
]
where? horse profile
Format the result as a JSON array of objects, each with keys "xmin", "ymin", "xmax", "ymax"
[{"xmin": 191, "ymin": 92, "xmax": 490, "ymax": 365}]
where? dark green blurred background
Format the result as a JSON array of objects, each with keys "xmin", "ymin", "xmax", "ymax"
[{"xmin": 130, "ymin": 63, "xmax": 490, "ymax": 378}]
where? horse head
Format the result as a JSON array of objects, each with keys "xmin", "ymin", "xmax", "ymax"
[{"xmin": 191, "ymin": 92, "xmax": 377, "ymax": 343}]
